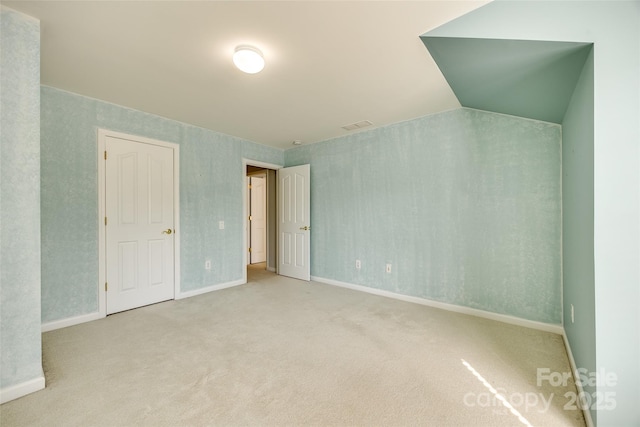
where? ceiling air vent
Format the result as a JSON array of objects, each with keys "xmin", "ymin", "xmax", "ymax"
[{"xmin": 341, "ymin": 120, "xmax": 373, "ymax": 131}]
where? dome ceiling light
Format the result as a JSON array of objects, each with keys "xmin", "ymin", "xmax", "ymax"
[{"xmin": 233, "ymin": 45, "xmax": 265, "ymax": 74}]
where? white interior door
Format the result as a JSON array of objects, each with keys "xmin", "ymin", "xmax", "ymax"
[
  {"xmin": 278, "ymin": 164, "xmax": 311, "ymax": 281},
  {"xmin": 105, "ymin": 136, "xmax": 175, "ymax": 314},
  {"xmin": 249, "ymin": 175, "xmax": 267, "ymax": 264}
]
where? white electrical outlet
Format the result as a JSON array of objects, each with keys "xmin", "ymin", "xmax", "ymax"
[
  {"xmin": 355, "ymin": 259, "xmax": 361, "ymax": 269},
  {"xmin": 386, "ymin": 263, "xmax": 392, "ymax": 273},
  {"xmin": 205, "ymin": 260, "xmax": 212, "ymax": 270},
  {"xmin": 219, "ymin": 221, "xmax": 225, "ymax": 230},
  {"xmin": 571, "ymin": 304, "xmax": 575, "ymax": 324}
]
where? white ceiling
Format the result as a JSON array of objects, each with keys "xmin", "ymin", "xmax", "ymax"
[{"xmin": 4, "ymin": 1, "xmax": 488, "ymax": 149}]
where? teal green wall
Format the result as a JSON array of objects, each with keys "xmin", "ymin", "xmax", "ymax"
[
  {"xmin": 0, "ymin": 7, "xmax": 43, "ymax": 390},
  {"xmin": 40, "ymin": 86, "xmax": 283, "ymax": 323},
  {"xmin": 426, "ymin": 2, "xmax": 640, "ymax": 425},
  {"xmin": 421, "ymin": 37, "xmax": 592, "ymax": 124},
  {"xmin": 286, "ymin": 108, "xmax": 562, "ymax": 324},
  {"xmin": 562, "ymin": 48, "xmax": 596, "ymax": 423}
]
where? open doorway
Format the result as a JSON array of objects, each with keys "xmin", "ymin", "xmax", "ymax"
[
  {"xmin": 243, "ymin": 160, "xmax": 279, "ymax": 282},
  {"xmin": 242, "ymin": 160, "xmax": 311, "ymax": 283},
  {"xmin": 247, "ymin": 171, "xmax": 267, "ymax": 265}
]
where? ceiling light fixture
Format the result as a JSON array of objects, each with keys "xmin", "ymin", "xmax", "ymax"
[{"xmin": 233, "ymin": 45, "xmax": 265, "ymax": 74}]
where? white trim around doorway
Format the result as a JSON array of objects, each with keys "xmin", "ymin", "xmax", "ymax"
[{"xmin": 242, "ymin": 159, "xmax": 282, "ymax": 284}]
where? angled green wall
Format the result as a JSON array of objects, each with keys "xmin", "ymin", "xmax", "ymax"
[
  {"xmin": 286, "ymin": 108, "xmax": 562, "ymax": 324},
  {"xmin": 421, "ymin": 37, "xmax": 592, "ymax": 124},
  {"xmin": 0, "ymin": 7, "xmax": 44, "ymax": 395},
  {"xmin": 424, "ymin": 2, "xmax": 640, "ymax": 425},
  {"xmin": 562, "ymin": 48, "xmax": 596, "ymax": 422}
]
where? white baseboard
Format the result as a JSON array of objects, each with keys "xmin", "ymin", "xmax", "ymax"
[
  {"xmin": 41, "ymin": 280, "xmax": 246, "ymax": 331},
  {"xmin": 561, "ymin": 332, "xmax": 595, "ymax": 427},
  {"xmin": 266, "ymin": 266, "xmax": 277, "ymax": 273},
  {"xmin": 42, "ymin": 311, "xmax": 103, "ymax": 333},
  {"xmin": 311, "ymin": 276, "xmax": 564, "ymax": 335},
  {"xmin": 0, "ymin": 370, "xmax": 45, "ymax": 404},
  {"xmin": 176, "ymin": 278, "xmax": 245, "ymax": 300}
]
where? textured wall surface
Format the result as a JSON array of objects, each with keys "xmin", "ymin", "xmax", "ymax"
[
  {"xmin": 40, "ymin": 86, "xmax": 284, "ymax": 323},
  {"xmin": 286, "ymin": 108, "xmax": 562, "ymax": 324},
  {"xmin": 0, "ymin": 7, "xmax": 43, "ymax": 389}
]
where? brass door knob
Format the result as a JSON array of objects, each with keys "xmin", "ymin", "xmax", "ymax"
[
  {"xmin": 299, "ymin": 226, "xmax": 310, "ymax": 231},
  {"xmin": 162, "ymin": 229, "xmax": 173, "ymax": 235}
]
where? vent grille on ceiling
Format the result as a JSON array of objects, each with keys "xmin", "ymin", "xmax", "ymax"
[{"xmin": 341, "ymin": 120, "xmax": 373, "ymax": 131}]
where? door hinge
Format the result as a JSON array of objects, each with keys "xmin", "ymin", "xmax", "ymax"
[
  {"xmin": 248, "ymin": 184, "xmax": 252, "ymax": 190},
  {"xmin": 104, "ymin": 217, "xmax": 107, "ymax": 226},
  {"xmin": 248, "ymin": 215, "xmax": 252, "ymax": 221},
  {"xmin": 104, "ymin": 150, "xmax": 107, "ymax": 160},
  {"xmin": 248, "ymin": 247, "xmax": 252, "ymax": 253},
  {"xmin": 105, "ymin": 282, "xmax": 108, "ymax": 291}
]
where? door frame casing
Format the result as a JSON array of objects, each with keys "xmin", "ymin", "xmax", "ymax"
[
  {"xmin": 98, "ymin": 129, "xmax": 181, "ymax": 318},
  {"xmin": 242, "ymin": 158, "xmax": 282, "ymax": 284}
]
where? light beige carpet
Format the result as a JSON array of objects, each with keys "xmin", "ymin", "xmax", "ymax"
[{"xmin": 1, "ymin": 265, "xmax": 585, "ymax": 426}]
